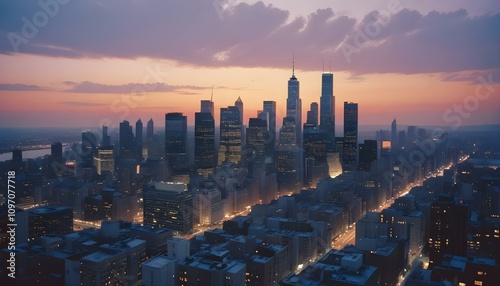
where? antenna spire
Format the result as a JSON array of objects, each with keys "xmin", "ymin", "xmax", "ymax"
[
  {"xmin": 211, "ymin": 85, "xmax": 214, "ymax": 101},
  {"xmin": 322, "ymin": 60, "xmax": 325, "ymax": 73},
  {"xmin": 292, "ymin": 52, "xmax": 295, "ymax": 76},
  {"xmin": 329, "ymin": 60, "xmax": 332, "ymax": 73}
]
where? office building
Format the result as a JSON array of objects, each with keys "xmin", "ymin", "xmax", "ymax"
[
  {"xmin": 194, "ymin": 111, "xmax": 216, "ymax": 177},
  {"xmin": 136, "ymin": 118, "xmax": 143, "ymax": 162},
  {"xmin": 143, "ymin": 182, "xmax": 193, "ymax": 234},
  {"xmin": 277, "ymin": 117, "xmax": 301, "ymax": 194},
  {"xmin": 119, "ymin": 120, "xmax": 135, "ymax": 160},
  {"xmin": 287, "ymin": 61, "xmax": 302, "ymax": 146},
  {"xmin": 342, "ymin": 102, "xmax": 358, "ymax": 171},
  {"xmin": 165, "ymin": 113, "xmax": 188, "ymax": 173},
  {"xmin": 359, "ymin": 140, "xmax": 377, "ymax": 171},
  {"xmin": 94, "ymin": 146, "xmax": 114, "ymax": 176},
  {"xmin": 27, "ymin": 206, "xmax": 73, "ymax": 241},
  {"xmin": 319, "ymin": 72, "xmax": 335, "ymax": 151},
  {"xmin": 219, "ymin": 105, "xmax": 242, "ymax": 165},
  {"xmin": 429, "ymin": 196, "xmax": 468, "ymax": 267},
  {"xmin": 82, "ymin": 130, "xmax": 98, "ymax": 168}
]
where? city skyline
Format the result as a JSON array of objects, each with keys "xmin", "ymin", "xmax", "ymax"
[{"xmin": 0, "ymin": 1, "xmax": 499, "ymax": 128}]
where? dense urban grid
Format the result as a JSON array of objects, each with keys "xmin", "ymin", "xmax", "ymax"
[{"xmin": 1, "ymin": 67, "xmax": 499, "ymax": 286}]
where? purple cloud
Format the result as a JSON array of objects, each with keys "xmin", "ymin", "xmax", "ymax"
[
  {"xmin": 0, "ymin": 1, "xmax": 498, "ymax": 76},
  {"xmin": 0, "ymin": 83, "xmax": 45, "ymax": 91}
]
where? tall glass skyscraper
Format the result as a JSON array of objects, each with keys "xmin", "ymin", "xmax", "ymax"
[
  {"xmin": 165, "ymin": 113, "xmax": 188, "ymax": 172},
  {"xmin": 219, "ymin": 105, "xmax": 242, "ymax": 165},
  {"xmin": 135, "ymin": 118, "xmax": 143, "ymax": 162},
  {"xmin": 195, "ymin": 100, "xmax": 216, "ymax": 177},
  {"xmin": 342, "ymin": 102, "xmax": 358, "ymax": 171},
  {"xmin": 286, "ymin": 62, "xmax": 301, "ymax": 147},
  {"xmin": 320, "ymin": 72, "xmax": 335, "ymax": 152}
]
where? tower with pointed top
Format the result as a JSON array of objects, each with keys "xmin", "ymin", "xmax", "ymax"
[{"xmin": 286, "ymin": 56, "xmax": 302, "ymax": 147}]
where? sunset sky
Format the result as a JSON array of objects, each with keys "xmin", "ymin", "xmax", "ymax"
[{"xmin": 0, "ymin": 0, "xmax": 499, "ymax": 130}]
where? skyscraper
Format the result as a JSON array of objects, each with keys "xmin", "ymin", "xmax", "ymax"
[
  {"xmin": 146, "ymin": 118, "xmax": 155, "ymax": 158},
  {"xmin": 391, "ymin": 119, "xmax": 398, "ymax": 151},
  {"xmin": 246, "ymin": 117, "xmax": 268, "ymax": 175},
  {"xmin": 119, "ymin": 120, "xmax": 135, "ymax": 160},
  {"xmin": 195, "ymin": 111, "xmax": 216, "ymax": 177},
  {"xmin": 307, "ymin": 102, "xmax": 319, "ymax": 126},
  {"xmin": 219, "ymin": 106, "xmax": 242, "ymax": 165},
  {"xmin": 286, "ymin": 60, "xmax": 302, "ymax": 146},
  {"xmin": 165, "ymin": 113, "xmax": 188, "ymax": 173},
  {"xmin": 102, "ymin": 125, "xmax": 111, "ymax": 146},
  {"xmin": 342, "ymin": 102, "xmax": 358, "ymax": 171},
  {"xmin": 94, "ymin": 146, "xmax": 114, "ymax": 176},
  {"xmin": 263, "ymin": 101, "xmax": 276, "ymax": 139},
  {"xmin": 136, "ymin": 119, "xmax": 143, "ymax": 162},
  {"xmin": 201, "ymin": 99, "xmax": 214, "ymax": 118},
  {"xmin": 277, "ymin": 117, "xmax": 301, "ymax": 194},
  {"xmin": 320, "ymin": 72, "xmax": 335, "ymax": 151},
  {"xmin": 235, "ymin": 96, "xmax": 244, "ymax": 127},
  {"xmin": 51, "ymin": 142, "xmax": 63, "ymax": 164},
  {"xmin": 82, "ymin": 130, "xmax": 98, "ymax": 168},
  {"xmin": 359, "ymin": 140, "xmax": 377, "ymax": 171},
  {"xmin": 303, "ymin": 123, "xmax": 328, "ymax": 186}
]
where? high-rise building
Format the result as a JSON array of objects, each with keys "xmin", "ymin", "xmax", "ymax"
[
  {"xmin": 119, "ymin": 121, "xmax": 135, "ymax": 160},
  {"xmin": 342, "ymin": 102, "xmax": 358, "ymax": 171},
  {"xmin": 195, "ymin": 110, "xmax": 216, "ymax": 177},
  {"xmin": 391, "ymin": 119, "xmax": 398, "ymax": 151},
  {"xmin": 102, "ymin": 125, "xmax": 111, "ymax": 146},
  {"xmin": 306, "ymin": 102, "xmax": 319, "ymax": 126},
  {"xmin": 27, "ymin": 206, "xmax": 73, "ymax": 241},
  {"xmin": 82, "ymin": 131, "xmax": 98, "ymax": 168},
  {"xmin": 136, "ymin": 119, "xmax": 143, "ymax": 162},
  {"xmin": 320, "ymin": 72, "xmax": 335, "ymax": 151},
  {"xmin": 201, "ymin": 99, "xmax": 215, "ymax": 118},
  {"xmin": 235, "ymin": 96, "xmax": 244, "ymax": 128},
  {"xmin": 429, "ymin": 196, "xmax": 468, "ymax": 267},
  {"xmin": 303, "ymin": 123, "xmax": 328, "ymax": 186},
  {"xmin": 263, "ymin": 101, "xmax": 277, "ymax": 139},
  {"xmin": 51, "ymin": 142, "xmax": 63, "ymax": 164},
  {"xmin": 193, "ymin": 181, "xmax": 223, "ymax": 226},
  {"xmin": 165, "ymin": 113, "xmax": 188, "ymax": 173},
  {"xmin": 146, "ymin": 118, "xmax": 155, "ymax": 159},
  {"xmin": 219, "ymin": 106, "xmax": 242, "ymax": 165},
  {"xmin": 277, "ymin": 117, "xmax": 301, "ymax": 194},
  {"xmin": 143, "ymin": 182, "xmax": 193, "ymax": 234},
  {"xmin": 94, "ymin": 146, "xmax": 114, "ymax": 176},
  {"xmin": 359, "ymin": 140, "xmax": 378, "ymax": 171},
  {"xmin": 246, "ymin": 117, "xmax": 268, "ymax": 175},
  {"xmin": 286, "ymin": 61, "xmax": 302, "ymax": 146}
]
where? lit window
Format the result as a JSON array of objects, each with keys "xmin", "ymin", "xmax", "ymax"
[{"xmin": 474, "ymin": 280, "xmax": 483, "ymax": 285}]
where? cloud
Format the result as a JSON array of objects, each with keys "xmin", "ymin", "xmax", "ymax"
[
  {"xmin": 58, "ymin": 101, "xmax": 107, "ymax": 106},
  {"xmin": 0, "ymin": 83, "xmax": 45, "ymax": 91},
  {"xmin": 0, "ymin": 1, "xmax": 498, "ymax": 75},
  {"xmin": 439, "ymin": 68, "xmax": 500, "ymax": 85},
  {"xmin": 63, "ymin": 81, "xmax": 210, "ymax": 94}
]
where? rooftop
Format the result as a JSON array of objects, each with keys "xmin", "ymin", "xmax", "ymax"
[{"xmin": 142, "ymin": 256, "xmax": 176, "ymax": 269}]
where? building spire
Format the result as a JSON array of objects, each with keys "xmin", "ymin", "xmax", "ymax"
[{"xmin": 292, "ymin": 52, "xmax": 295, "ymax": 76}]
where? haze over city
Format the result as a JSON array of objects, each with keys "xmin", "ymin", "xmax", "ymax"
[{"xmin": 0, "ymin": 0, "xmax": 499, "ymax": 128}]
